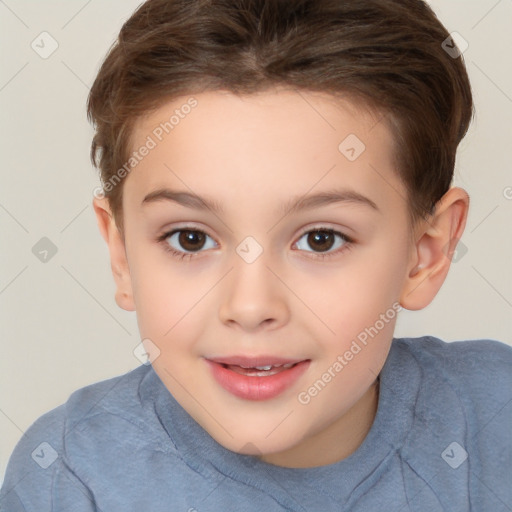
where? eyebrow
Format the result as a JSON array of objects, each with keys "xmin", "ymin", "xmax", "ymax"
[{"xmin": 141, "ymin": 188, "xmax": 379, "ymax": 215}]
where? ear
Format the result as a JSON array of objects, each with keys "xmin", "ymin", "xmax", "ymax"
[
  {"xmin": 92, "ymin": 197, "xmax": 135, "ymax": 312},
  {"xmin": 400, "ymin": 187, "xmax": 469, "ymax": 310}
]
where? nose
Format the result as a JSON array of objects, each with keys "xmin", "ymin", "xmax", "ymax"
[{"xmin": 218, "ymin": 253, "xmax": 290, "ymax": 332}]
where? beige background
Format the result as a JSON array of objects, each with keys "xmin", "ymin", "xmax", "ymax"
[{"xmin": 1, "ymin": 0, "xmax": 511, "ymax": 483}]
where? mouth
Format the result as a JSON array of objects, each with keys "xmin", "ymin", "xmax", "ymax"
[
  {"xmin": 204, "ymin": 356, "xmax": 311, "ymax": 400},
  {"xmin": 219, "ymin": 361, "xmax": 299, "ymax": 377}
]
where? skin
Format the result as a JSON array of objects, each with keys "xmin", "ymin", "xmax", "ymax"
[{"xmin": 93, "ymin": 88, "xmax": 469, "ymax": 468}]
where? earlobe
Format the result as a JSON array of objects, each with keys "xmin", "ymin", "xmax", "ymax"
[
  {"xmin": 400, "ymin": 187, "xmax": 469, "ymax": 311},
  {"xmin": 92, "ymin": 197, "xmax": 136, "ymax": 312}
]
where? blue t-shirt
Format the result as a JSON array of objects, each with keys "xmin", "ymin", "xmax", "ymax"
[{"xmin": 1, "ymin": 336, "xmax": 511, "ymax": 511}]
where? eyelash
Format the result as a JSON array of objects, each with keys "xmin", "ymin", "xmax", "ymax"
[{"xmin": 156, "ymin": 226, "xmax": 354, "ymax": 262}]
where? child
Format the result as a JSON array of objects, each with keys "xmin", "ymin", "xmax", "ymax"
[{"xmin": 2, "ymin": 0, "xmax": 511, "ymax": 510}]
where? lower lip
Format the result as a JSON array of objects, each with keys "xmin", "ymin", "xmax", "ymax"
[{"xmin": 205, "ymin": 359, "xmax": 311, "ymax": 401}]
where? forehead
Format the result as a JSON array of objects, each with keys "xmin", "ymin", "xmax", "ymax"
[{"xmin": 125, "ymin": 88, "xmax": 405, "ymax": 216}]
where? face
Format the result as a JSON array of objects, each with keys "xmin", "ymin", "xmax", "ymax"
[{"xmin": 113, "ymin": 89, "xmax": 417, "ymax": 467}]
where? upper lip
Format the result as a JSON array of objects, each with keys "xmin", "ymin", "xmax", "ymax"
[{"xmin": 206, "ymin": 355, "xmax": 308, "ymax": 367}]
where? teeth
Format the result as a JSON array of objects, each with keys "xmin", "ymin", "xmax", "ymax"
[{"xmin": 237, "ymin": 363, "xmax": 295, "ymax": 370}]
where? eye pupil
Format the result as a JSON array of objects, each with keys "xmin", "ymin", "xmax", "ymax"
[
  {"xmin": 308, "ymin": 231, "xmax": 334, "ymax": 252},
  {"xmin": 179, "ymin": 230, "xmax": 205, "ymax": 251}
]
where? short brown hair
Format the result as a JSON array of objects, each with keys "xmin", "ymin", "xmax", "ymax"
[{"xmin": 87, "ymin": 0, "xmax": 473, "ymax": 235}]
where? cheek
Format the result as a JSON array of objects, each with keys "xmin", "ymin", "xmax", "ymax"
[
  {"xmin": 128, "ymin": 250, "xmax": 181, "ymax": 336},
  {"xmin": 129, "ymin": 251, "xmax": 215, "ymax": 347},
  {"xmin": 295, "ymin": 248, "xmax": 404, "ymax": 418},
  {"xmin": 301, "ymin": 237, "xmax": 408, "ymax": 341}
]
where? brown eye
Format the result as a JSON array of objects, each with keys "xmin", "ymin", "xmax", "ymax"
[
  {"xmin": 178, "ymin": 230, "xmax": 206, "ymax": 251},
  {"xmin": 307, "ymin": 230, "xmax": 336, "ymax": 252},
  {"xmin": 164, "ymin": 229, "xmax": 216, "ymax": 254},
  {"xmin": 295, "ymin": 228, "xmax": 350, "ymax": 256}
]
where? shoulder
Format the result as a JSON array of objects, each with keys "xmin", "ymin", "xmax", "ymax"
[
  {"xmin": 393, "ymin": 335, "xmax": 512, "ymax": 417},
  {"xmin": 64, "ymin": 363, "xmax": 151, "ymax": 426},
  {"xmin": 394, "ymin": 335, "xmax": 512, "ymax": 387},
  {"xmin": 379, "ymin": 337, "xmax": 512, "ymax": 507},
  {"xmin": 389, "ymin": 336, "xmax": 512, "ymax": 507},
  {"xmin": 393, "ymin": 336, "xmax": 512, "ymax": 486},
  {"xmin": 0, "ymin": 365, "xmax": 153, "ymax": 509}
]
